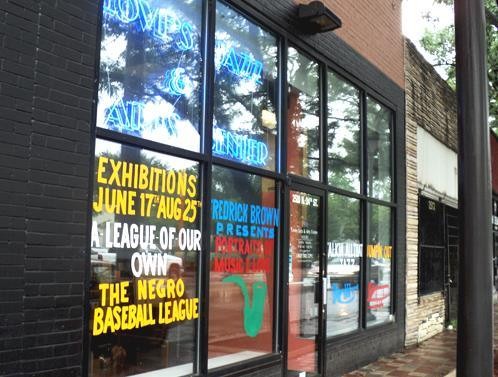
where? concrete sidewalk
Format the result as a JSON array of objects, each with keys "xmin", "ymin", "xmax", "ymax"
[
  {"xmin": 344, "ymin": 301, "xmax": 498, "ymax": 376},
  {"xmin": 343, "ymin": 330, "xmax": 457, "ymax": 377}
]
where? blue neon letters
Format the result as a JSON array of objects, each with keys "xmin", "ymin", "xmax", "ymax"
[
  {"xmin": 105, "ymin": 99, "xmax": 179, "ymax": 136},
  {"xmin": 103, "ymin": 0, "xmax": 194, "ymax": 51},
  {"xmin": 217, "ymin": 45, "xmax": 263, "ymax": 84},
  {"xmin": 164, "ymin": 68, "xmax": 191, "ymax": 97},
  {"xmin": 104, "ymin": 0, "xmax": 263, "ymax": 83},
  {"xmin": 104, "ymin": 0, "xmax": 264, "ymax": 84},
  {"xmin": 102, "ymin": 0, "xmax": 270, "ymax": 161},
  {"xmin": 213, "ymin": 128, "xmax": 268, "ymax": 166}
]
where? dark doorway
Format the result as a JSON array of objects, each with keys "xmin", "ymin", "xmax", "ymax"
[
  {"xmin": 418, "ymin": 195, "xmax": 459, "ymax": 325},
  {"xmin": 418, "ymin": 197, "xmax": 445, "ymax": 296}
]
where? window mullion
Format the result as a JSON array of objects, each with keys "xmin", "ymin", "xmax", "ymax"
[{"xmin": 198, "ymin": 0, "xmax": 216, "ymax": 374}]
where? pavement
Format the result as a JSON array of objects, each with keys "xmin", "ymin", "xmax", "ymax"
[
  {"xmin": 343, "ymin": 302, "xmax": 498, "ymax": 376},
  {"xmin": 342, "ymin": 330, "xmax": 457, "ymax": 377}
]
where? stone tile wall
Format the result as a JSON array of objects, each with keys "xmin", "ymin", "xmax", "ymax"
[{"xmin": 404, "ymin": 38, "xmax": 457, "ymax": 346}]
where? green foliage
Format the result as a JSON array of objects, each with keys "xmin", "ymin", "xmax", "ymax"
[
  {"xmin": 420, "ymin": 25, "xmax": 456, "ymax": 88},
  {"xmin": 419, "ymin": 0, "xmax": 498, "ymax": 131}
]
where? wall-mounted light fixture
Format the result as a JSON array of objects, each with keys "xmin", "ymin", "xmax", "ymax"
[{"xmin": 297, "ymin": 1, "xmax": 342, "ymax": 34}]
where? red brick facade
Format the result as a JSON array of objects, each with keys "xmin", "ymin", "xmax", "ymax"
[{"xmin": 295, "ymin": 0, "xmax": 405, "ymax": 88}]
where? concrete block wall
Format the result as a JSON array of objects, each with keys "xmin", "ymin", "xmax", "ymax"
[{"xmin": 404, "ymin": 39, "xmax": 457, "ymax": 346}]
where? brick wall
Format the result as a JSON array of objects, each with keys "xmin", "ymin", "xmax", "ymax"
[
  {"xmin": 404, "ymin": 38, "xmax": 457, "ymax": 346},
  {"xmin": 296, "ymin": 0, "xmax": 404, "ymax": 88},
  {"xmin": 0, "ymin": 0, "xmax": 98, "ymax": 375}
]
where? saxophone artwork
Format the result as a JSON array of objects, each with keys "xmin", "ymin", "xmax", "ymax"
[{"xmin": 222, "ymin": 275, "xmax": 268, "ymax": 337}]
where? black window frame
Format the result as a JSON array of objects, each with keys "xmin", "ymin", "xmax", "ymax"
[
  {"xmin": 322, "ymin": 70, "xmax": 396, "ymax": 338},
  {"xmin": 85, "ymin": 0, "xmax": 401, "ymax": 376}
]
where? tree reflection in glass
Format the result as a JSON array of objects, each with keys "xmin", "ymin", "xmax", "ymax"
[
  {"xmin": 326, "ymin": 194, "xmax": 361, "ymax": 336},
  {"xmin": 97, "ymin": 0, "xmax": 202, "ymax": 151},
  {"xmin": 327, "ymin": 72, "xmax": 361, "ymax": 193},
  {"xmin": 287, "ymin": 48, "xmax": 320, "ymax": 181},
  {"xmin": 213, "ymin": 2, "xmax": 278, "ymax": 170},
  {"xmin": 367, "ymin": 98, "xmax": 392, "ymax": 201}
]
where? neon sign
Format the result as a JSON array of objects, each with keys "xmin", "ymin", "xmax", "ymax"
[
  {"xmin": 212, "ymin": 128, "xmax": 268, "ymax": 166},
  {"xmin": 163, "ymin": 68, "xmax": 192, "ymax": 97},
  {"xmin": 216, "ymin": 44, "xmax": 263, "ymax": 84},
  {"xmin": 103, "ymin": 0, "xmax": 194, "ymax": 51},
  {"xmin": 105, "ymin": 99, "xmax": 179, "ymax": 136},
  {"xmin": 101, "ymin": 0, "xmax": 269, "ymax": 155},
  {"xmin": 104, "ymin": 0, "xmax": 264, "ymax": 84}
]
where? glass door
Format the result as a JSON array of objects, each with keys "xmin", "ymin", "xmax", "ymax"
[{"xmin": 287, "ymin": 190, "xmax": 323, "ymax": 376}]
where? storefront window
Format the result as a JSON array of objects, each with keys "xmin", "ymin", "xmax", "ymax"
[
  {"xmin": 213, "ymin": 2, "xmax": 278, "ymax": 170},
  {"xmin": 288, "ymin": 191, "xmax": 321, "ymax": 373},
  {"xmin": 366, "ymin": 203, "xmax": 392, "ymax": 327},
  {"xmin": 327, "ymin": 194, "xmax": 361, "ymax": 336},
  {"xmin": 89, "ymin": 139, "xmax": 201, "ymax": 376},
  {"xmin": 208, "ymin": 166, "xmax": 278, "ymax": 367},
  {"xmin": 287, "ymin": 48, "xmax": 320, "ymax": 180},
  {"xmin": 327, "ymin": 72, "xmax": 361, "ymax": 193},
  {"xmin": 97, "ymin": 0, "xmax": 202, "ymax": 151},
  {"xmin": 91, "ymin": 1, "xmax": 400, "ymax": 372},
  {"xmin": 367, "ymin": 98, "xmax": 392, "ymax": 201}
]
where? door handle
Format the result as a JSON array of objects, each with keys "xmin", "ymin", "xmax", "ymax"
[{"xmin": 322, "ymin": 277, "xmax": 327, "ymax": 305}]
